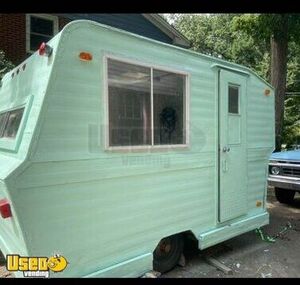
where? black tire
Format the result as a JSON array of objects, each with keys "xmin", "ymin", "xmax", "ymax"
[
  {"xmin": 153, "ymin": 234, "xmax": 184, "ymax": 274},
  {"xmin": 275, "ymin": 187, "xmax": 295, "ymax": 204}
]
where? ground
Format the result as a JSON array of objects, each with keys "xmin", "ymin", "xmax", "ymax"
[
  {"xmin": 0, "ymin": 188, "xmax": 299, "ymax": 278},
  {"xmin": 163, "ymin": 189, "xmax": 300, "ymax": 278}
]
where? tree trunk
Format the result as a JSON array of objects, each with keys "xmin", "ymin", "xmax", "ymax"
[{"xmin": 270, "ymin": 15, "xmax": 289, "ymax": 152}]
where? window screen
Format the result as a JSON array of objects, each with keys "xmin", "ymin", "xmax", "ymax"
[
  {"xmin": 153, "ymin": 70, "xmax": 185, "ymax": 145},
  {"xmin": 0, "ymin": 108, "xmax": 25, "ymax": 139},
  {"xmin": 108, "ymin": 59, "xmax": 151, "ymax": 146},
  {"xmin": 228, "ymin": 86, "xmax": 239, "ymax": 114}
]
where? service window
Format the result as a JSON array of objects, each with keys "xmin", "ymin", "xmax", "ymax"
[
  {"xmin": 153, "ymin": 70, "xmax": 185, "ymax": 145},
  {"xmin": 0, "ymin": 108, "xmax": 25, "ymax": 139},
  {"xmin": 107, "ymin": 58, "xmax": 187, "ymax": 148},
  {"xmin": 108, "ymin": 59, "xmax": 151, "ymax": 146}
]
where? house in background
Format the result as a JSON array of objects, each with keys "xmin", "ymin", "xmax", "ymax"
[{"xmin": 0, "ymin": 14, "xmax": 190, "ymax": 65}]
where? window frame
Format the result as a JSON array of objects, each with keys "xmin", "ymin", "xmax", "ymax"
[
  {"xmin": 0, "ymin": 96, "xmax": 33, "ymax": 152},
  {"xmin": 26, "ymin": 14, "xmax": 59, "ymax": 54},
  {"xmin": 0, "ymin": 108, "xmax": 25, "ymax": 139},
  {"xmin": 103, "ymin": 54, "xmax": 190, "ymax": 151},
  {"xmin": 0, "ymin": 112, "xmax": 9, "ymax": 137},
  {"xmin": 228, "ymin": 84, "xmax": 240, "ymax": 116}
]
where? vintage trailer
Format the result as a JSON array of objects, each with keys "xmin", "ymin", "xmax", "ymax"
[{"xmin": 0, "ymin": 20, "xmax": 275, "ymax": 277}]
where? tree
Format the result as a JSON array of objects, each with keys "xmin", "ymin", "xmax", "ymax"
[
  {"xmin": 169, "ymin": 14, "xmax": 300, "ymax": 151},
  {"xmin": 282, "ymin": 96, "xmax": 300, "ymax": 148},
  {"xmin": 233, "ymin": 14, "xmax": 300, "ymax": 151},
  {"xmin": 0, "ymin": 50, "xmax": 14, "ymax": 80},
  {"xmin": 171, "ymin": 14, "xmax": 269, "ymax": 78}
]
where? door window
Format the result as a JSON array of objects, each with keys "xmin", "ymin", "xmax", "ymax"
[{"xmin": 228, "ymin": 85, "xmax": 239, "ymax": 114}]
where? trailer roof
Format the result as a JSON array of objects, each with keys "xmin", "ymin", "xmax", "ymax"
[{"xmin": 61, "ymin": 20, "xmax": 273, "ymax": 90}]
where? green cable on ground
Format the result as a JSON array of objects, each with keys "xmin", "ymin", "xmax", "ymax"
[
  {"xmin": 255, "ymin": 222, "xmax": 293, "ymax": 243},
  {"xmin": 255, "ymin": 228, "xmax": 276, "ymax": 243}
]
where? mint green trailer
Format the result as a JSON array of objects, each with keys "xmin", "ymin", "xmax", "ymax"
[{"xmin": 0, "ymin": 20, "xmax": 275, "ymax": 277}]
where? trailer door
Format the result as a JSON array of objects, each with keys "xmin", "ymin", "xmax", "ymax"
[{"xmin": 218, "ymin": 69, "xmax": 247, "ymax": 222}]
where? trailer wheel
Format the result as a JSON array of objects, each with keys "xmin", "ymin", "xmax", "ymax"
[
  {"xmin": 275, "ymin": 187, "xmax": 295, "ymax": 204},
  {"xmin": 153, "ymin": 234, "xmax": 184, "ymax": 274}
]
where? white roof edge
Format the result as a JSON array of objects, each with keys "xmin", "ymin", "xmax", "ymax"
[{"xmin": 142, "ymin": 14, "xmax": 190, "ymax": 48}]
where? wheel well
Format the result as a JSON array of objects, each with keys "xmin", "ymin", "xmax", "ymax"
[{"xmin": 153, "ymin": 230, "xmax": 198, "ymax": 252}]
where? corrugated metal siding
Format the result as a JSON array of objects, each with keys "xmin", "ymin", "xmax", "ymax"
[
  {"xmin": 0, "ymin": 34, "xmax": 62, "ymax": 258},
  {"xmin": 246, "ymin": 76, "xmax": 275, "ymax": 213},
  {"xmin": 15, "ymin": 22, "xmax": 218, "ymax": 277},
  {"xmin": 58, "ymin": 14, "xmax": 173, "ymax": 44},
  {"xmin": 8, "ymin": 22, "xmax": 274, "ymax": 277}
]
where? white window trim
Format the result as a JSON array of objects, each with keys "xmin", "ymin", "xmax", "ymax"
[
  {"xmin": 103, "ymin": 54, "xmax": 190, "ymax": 152},
  {"xmin": 26, "ymin": 14, "xmax": 59, "ymax": 54}
]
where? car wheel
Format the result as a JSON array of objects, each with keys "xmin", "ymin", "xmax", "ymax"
[
  {"xmin": 275, "ymin": 187, "xmax": 295, "ymax": 204},
  {"xmin": 153, "ymin": 234, "xmax": 184, "ymax": 274}
]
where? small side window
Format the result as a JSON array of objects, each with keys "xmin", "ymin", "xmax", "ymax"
[
  {"xmin": 0, "ymin": 112, "xmax": 8, "ymax": 137},
  {"xmin": 0, "ymin": 108, "xmax": 25, "ymax": 139}
]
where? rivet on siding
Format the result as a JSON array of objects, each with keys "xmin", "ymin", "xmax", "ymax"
[
  {"xmin": 256, "ymin": 201, "xmax": 262, "ymax": 207},
  {"xmin": 264, "ymin": 89, "xmax": 271, "ymax": 96}
]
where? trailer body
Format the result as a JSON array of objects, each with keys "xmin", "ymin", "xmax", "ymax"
[{"xmin": 0, "ymin": 20, "xmax": 275, "ymax": 277}]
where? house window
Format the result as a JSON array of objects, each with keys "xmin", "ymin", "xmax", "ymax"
[
  {"xmin": 26, "ymin": 14, "xmax": 59, "ymax": 53},
  {"xmin": 107, "ymin": 57, "xmax": 188, "ymax": 148}
]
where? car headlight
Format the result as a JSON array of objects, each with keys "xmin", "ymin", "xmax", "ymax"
[{"xmin": 271, "ymin": 166, "xmax": 280, "ymax": 175}]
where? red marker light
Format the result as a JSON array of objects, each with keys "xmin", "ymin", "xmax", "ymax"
[
  {"xmin": 0, "ymin": 198, "xmax": 12, "ymax": 219},
  {"xmin": 38, "ymin": 42, "xmax": 53, "ymax": 57}
]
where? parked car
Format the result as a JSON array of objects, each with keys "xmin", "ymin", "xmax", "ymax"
[{"xmin": 268, "ymin": 150, "xmax": 300, "ymax": 204}]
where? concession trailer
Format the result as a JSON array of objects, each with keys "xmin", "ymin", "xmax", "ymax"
[{"xmin": 0, "ymin": 20, "xmax": 275, "ymax": 277}]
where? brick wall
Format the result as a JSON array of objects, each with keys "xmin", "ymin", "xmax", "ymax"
[
  {"xmin": 0, "ymin": 14, "xmax": 71, "ymax": 65},
  {"xmin": 0, "ymin": 14, "xmax": 26, "ymax": 65}
]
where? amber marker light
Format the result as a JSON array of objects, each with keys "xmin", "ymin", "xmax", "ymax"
[
  {"xmin": 79, "ymin": 52, "xmax": 93, "ymax": 61},
  {"xmin": 264, "ymin": 89, "xmax": 271, "ymax": 96}
]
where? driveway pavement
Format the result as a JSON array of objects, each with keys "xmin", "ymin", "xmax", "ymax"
[{"xmin": 163, "ymin": 189, "xmax": 300, "ymax": 278}]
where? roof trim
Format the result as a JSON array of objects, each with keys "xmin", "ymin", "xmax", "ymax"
[
  {"xmin": 142, "ymin": 14, "xmax": 190, "ymax": 48},
  {"xmin": 211, "ymin": 64, "xmax": 250, "ymax": 76}
]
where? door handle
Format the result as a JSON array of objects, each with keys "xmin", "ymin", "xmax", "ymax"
[{"xmin": 222, "ymin": 146, "xmax": 231, "ymax": 153}]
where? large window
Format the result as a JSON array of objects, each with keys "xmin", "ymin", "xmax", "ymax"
[
  {"xmin": 26, "ymin": 14, "xmax": 58, "ymax": 53},
  {"xmin": 0, "ymin": 108, "xmax": 25, "ymax": 139},
  {"xmin": 107, "ymin": 58, "xmax": 188, "ymax": 148}
]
